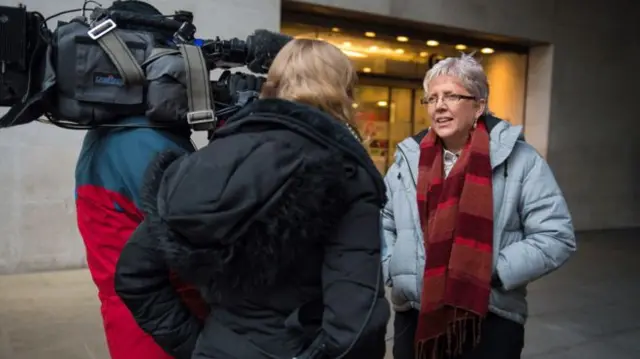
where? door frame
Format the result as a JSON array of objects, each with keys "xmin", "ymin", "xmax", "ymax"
[{"xmin": 358, "ymin": 73, "xmax": 423, "ymax": 89}]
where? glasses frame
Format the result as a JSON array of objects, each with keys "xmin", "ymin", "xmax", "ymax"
[{"xmin": 420, "ymin": 93, "xmax": 477, "ymax": 106}]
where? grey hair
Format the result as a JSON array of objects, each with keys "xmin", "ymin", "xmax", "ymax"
[{"xmin": 423, "ymin": 53, "xmax": 490, "ymax": 114}]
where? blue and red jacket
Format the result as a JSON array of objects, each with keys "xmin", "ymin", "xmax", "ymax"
[{"xmin": 75, "ymin": 116, "xmax": 207, "ymax": 314}]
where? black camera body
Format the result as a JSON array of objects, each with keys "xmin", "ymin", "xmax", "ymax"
[{"xmin": 0, "ymin": 5, "xmax": 49, "ymax": 107}]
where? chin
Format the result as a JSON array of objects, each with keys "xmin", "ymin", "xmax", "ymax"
[{"xmin": 433, "ymin": 126, "xmax": 456, "ymax": 139}]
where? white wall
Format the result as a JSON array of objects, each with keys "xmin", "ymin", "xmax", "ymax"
[{"xmin": 0, "ymin": 0, "xmax": 281, "ymax": 274}]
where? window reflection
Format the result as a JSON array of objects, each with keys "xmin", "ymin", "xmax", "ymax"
[
  {"xmin": 353, "ymin": 86, "xmax": 424, "ymax": 172},
  {"xmin": 353, "ymin": 86, "xmax": 390, "ymax": 173},
  {"xmin": 389, "ymin": 88, "xmax": 413, "ymax": 154},
  {"xmin": 413, "ymin": 90, "xmax": 430, "ymax": 133}
]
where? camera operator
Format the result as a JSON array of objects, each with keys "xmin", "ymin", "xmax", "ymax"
[
  {"xmin": 114, "ymin": 38, "xmax": 390, "ymax": 359},
  {"xmin": 73, "ymin": 2, "xmax": 209, "ymax": 359}
]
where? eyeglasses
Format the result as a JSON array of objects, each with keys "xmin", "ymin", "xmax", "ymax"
[{"xmin": 420, "ymin": 93, "xmax": 476, "ymax": 106}]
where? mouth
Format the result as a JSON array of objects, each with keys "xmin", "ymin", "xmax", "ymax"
[{"xmin": 435, "ymin": 117, "xmax": 453, "ymax": 124}]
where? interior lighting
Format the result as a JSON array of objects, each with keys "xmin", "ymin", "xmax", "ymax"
[{"xmin": 341, "ymin": 49, "xmax": 368, "ymax": 58}]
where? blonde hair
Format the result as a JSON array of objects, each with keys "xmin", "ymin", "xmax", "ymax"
[{"xmin": 260, "ymin": 38, "xmax": 360, "ymax": 137}]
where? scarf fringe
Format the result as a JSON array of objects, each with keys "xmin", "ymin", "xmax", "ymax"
[{"xmin": 415, "ymin": 316, "xmax": 483, "ymax": 359}]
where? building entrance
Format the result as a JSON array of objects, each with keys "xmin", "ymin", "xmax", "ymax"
[
  {"xmin": 354, "ymin": 82, "xmax": 429, "ymax": 172},
  {"xmin": 281, "ymin": 11, "xmax": 529, "ymax": 173}
]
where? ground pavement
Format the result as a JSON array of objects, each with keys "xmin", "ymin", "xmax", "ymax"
[{"xmin": 1, "ymin": 229, "xmax": 638, "ymax": 359}]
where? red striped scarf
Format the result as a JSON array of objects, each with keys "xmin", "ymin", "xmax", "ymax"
[{"xmin": 415, "ymin": 119, "xmax": 494, "ymax": 359}]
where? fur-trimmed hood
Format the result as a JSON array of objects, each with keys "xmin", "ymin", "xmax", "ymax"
[
  {"xmin": 220, "ymin": 98, "xmax": 382, "ymax": 188},
  {"xmin": 140, "ymin": 99, "xmax": 385, "ymax": 303}
]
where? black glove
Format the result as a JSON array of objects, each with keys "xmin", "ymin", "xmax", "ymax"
[
  {"xmin": 208, "ymin": 71, "xmax": 266, "ymax": 141},
  {"xmin": 229, "ymin": 71, "xmax": 265, "ymax": 96},
  {"xmin": 214, "ymin": 70, "xmax": 265, "ymax": 106}
]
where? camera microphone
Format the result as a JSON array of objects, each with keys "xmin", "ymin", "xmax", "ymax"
[{"xmin": 245, "ymin": 29, "xmax": 293, "ymax": 73}]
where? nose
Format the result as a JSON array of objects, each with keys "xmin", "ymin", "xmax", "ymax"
[{"xmin": 435, "ymin": 97, "xmax": 447, "ymax": 112}]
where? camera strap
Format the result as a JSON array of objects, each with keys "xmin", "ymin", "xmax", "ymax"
[
  {"xmin": 89, "ymin": 19, "xmax": 146, "ymax": 86},
  {"xmin": 179, "ymin": 43, "xmax": 217, "ymax": 131},
  {"xmin": 142, "ymin": 48, "xmax": 181, "ymax": 66}
]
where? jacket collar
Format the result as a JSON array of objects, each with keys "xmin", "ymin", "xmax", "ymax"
[
  {"xmin": 399, "ymin": 114, "xmax": 524, "ymax": 170},
  {"xmin": 221, "ymin": 98, "xmax": 384, "ymax": 195}
]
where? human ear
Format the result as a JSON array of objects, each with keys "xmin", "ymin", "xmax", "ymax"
[{"xmin": 474, "ymin": 99, "xmax": 487, "ymax": 119}]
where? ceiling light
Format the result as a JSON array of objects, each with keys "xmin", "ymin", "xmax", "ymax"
[
  {"xmin": 341, "ymin": 49, "xmax": 368, "ymax": 58},
  {"xmin": 352, "ymin": 103, "xmax": 359, "ymax": 109},
  {"xmin": 419, "ymin": 51, "xmax": 428, "ymax": 57},
  {"xmin": 426, "ymin": 40, "xmax": 439, "ymax": 47},
  {"xmin": 331, "ymin": 27, "xmax": 340, "ymax": 32},
  {"xmin": 394, "ymin": 48, "xmax": 405, "ymax": 54},
  {"xmin": 377, "ymin": 100, "xmax": 388, "ymax": 107},
  {"xmin": 455, "ymin": 44, "xmax": 467, "ymax": 50},
  {"xmin": 368, "ymin": 45, "xmax": 379, "ymax": 51},
  {"xmin": 481, "ymin": 47, "xmax": 495, "ymax": 54},
  {"xmin": 396, "ymin": 36, "xmax": 409, "ymax": 42},
  {"xmin": 362, "ymin": 67, "xmax": 372, "ymax": 73},
  {"xmin": 365, "ymin": 31, "xmax": 376, "ymax": 37}
]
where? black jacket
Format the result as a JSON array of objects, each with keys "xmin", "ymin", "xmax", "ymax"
[{"xmin": 114, "ymin": 99, "xmax": 390, "ymax": 359}]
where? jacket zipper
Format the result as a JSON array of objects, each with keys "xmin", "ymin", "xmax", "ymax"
[{"xmin": 397, "ymin": 146, "xmax": 417, "ymax": 188}]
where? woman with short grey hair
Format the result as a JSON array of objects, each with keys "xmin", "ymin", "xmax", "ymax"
[{"xmin": 381, "ymin": 53, "xmax": 576, "ymax": 359}]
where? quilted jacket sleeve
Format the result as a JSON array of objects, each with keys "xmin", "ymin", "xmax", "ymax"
[
  {"xmin": 495, "ymin": 151, "xmax": 577, "ymax": 291},
  {"xmin": 115, "ymin": 218, "xmax": 202, "ymax": 359}
]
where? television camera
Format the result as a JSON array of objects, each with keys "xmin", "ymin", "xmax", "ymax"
[{"xmin": 0, "ymin": 1, "xmax": 291, "ymax": 132}]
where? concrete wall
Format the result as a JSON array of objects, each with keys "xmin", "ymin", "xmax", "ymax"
[
  {"xmin": 0, "ymin": 0, "xmax": 281, "ymax": 274},
  {"xmin": 295, "ymin": 0, "xmax": 640, "ymax": 231}
]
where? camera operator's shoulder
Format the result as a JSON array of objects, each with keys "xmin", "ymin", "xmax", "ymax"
[{"xmin": 96, "ymin": 127, "xmax": 192, "ymax": 169}]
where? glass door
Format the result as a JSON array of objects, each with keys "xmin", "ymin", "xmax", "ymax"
[
  {"xmin": 413, "ymin": 88, "xmax": 430, "ymax": 133},
  {"xmin": 353, "ymin": 85, "xmax": 390, "ymax": 173},
  {"xmin": 354, "ymin": 83, "xmax": 431, "ymax": 173},
  {"xmin": 389, "ymin": 88, "xmax": 414, "ymax": 154}
]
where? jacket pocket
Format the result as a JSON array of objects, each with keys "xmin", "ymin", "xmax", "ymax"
[
  {"xmin": 390, "ymin": 281, "xmax": 410, "ymax": 306},
  {"xmin": 388, "ymin": 229, "xmax": 420, "ymax": 307}
]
